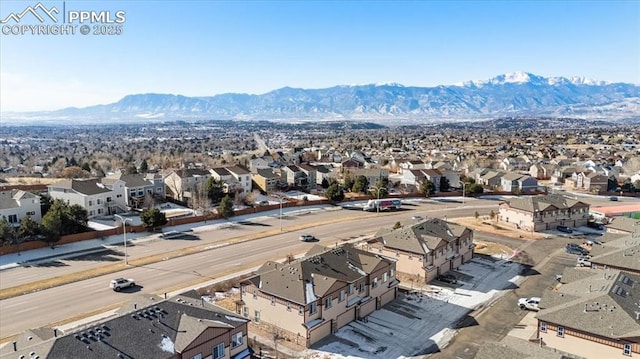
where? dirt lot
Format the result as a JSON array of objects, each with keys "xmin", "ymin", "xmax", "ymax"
[{"xmin": 453, "ymin": 217, "xmax": 547, "ymax": 240}]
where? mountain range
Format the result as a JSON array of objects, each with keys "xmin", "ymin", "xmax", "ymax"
[{"xmin": 4, "ymin": 72, "xmax": 640, "ymax": 125}]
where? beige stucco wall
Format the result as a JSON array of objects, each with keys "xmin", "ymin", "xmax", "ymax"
[
  {"xmin": 243, "ymin": 292, "xmax": 306, "ymax": 337},
  {"xmin": 499, "ymin": 205, "xmax": 589, "ymax": 232},
  {"xmin": 540, "ymin": 331, "xmax": 635, "ymax": 359}
]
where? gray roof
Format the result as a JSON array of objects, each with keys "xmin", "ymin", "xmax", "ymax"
[
  {"xmin": 49, "ymin": 178, "xmax": 111, "ymax": 196},
  {"xmin": 105, "ymin": 173, "xmax": 152, "ymax": 188},
  {"xmin": 255, "ymin": 168, "xmax": 280, "ymax": 179},
  {"xmin": 225, "ymin": 165, "xmax": 250, "ymax": 175},
  {"xmin": 0, "ymin": 190, "xmax": 38, "ymax": 210},
  {"xmin": 590, "ymin": 243, "xmax": 640, "ymax": 272},
  {"xmin": 376, "ymin": 218, "xmax": 471, "ymax": 255},
  {"xmin": 607, "ymin": 217, "xmax": 639, "ymax": 233},
  {"xmin": 536, "ymin": 270, "xmax": 640, "ymax": 339},
  {"xmin": 503, "ymin": 194, "xmax": 589, "ymax": 213},
  {"xmin": 4, "ymin": 293, "xmax": 248, "ymax": 359},
  {"xmin": 246, "ymin": 245, "xmax": 392, "ymax": 305}
]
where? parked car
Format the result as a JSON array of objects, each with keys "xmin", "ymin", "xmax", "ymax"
[
  {"xmin": 587, "ymin": 222, "xmax": 604, "ymax": 230},
  {"xmin": 577, "ymin": 256, "xmax": 592, "ymax": 267},
  {"xmin": 518, "ymin": 297, "xmax": 541, "ymax": 311},
  {"xmin": 411, "ymin": 215, "xmax": 423, "ymax": 220},
  {"xmin": 609, "ymin": 196, "xmax": 619, "ymax": 201},
  {"xmin": 299, "ymin": 234, "xmax": 316, "ymax": 242},
  {"xmin": 110, "ymin": 278, "xmax": 135, "ymax": 292},
  {"xmin": 565, "ymin": 244, "xmax": 589, "ymax": 256},
  {"xmin": 437, "ymin": 274, "xmax": 458, "ymax": 284},
  {"xmin": 557, "ymin": 225, "xmax": 573, "ymax": 234}
]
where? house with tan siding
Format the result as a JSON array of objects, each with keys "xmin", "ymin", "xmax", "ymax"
[
  {"xmin": 498, "ymin": 194, "xmax": 590, "ymax": 232},
  {"xmin": 366, "ymin": 218, "xmax": 474, "ymax": 283},
  {"xmin": 535, "ymin": 269, "xmax": 640, "ymax": 359},
  {"xmin": 238, "ymin": 244, "xmax": 398, "ymax": 347}
]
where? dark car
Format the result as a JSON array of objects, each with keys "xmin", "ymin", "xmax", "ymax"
[
  {"xmin": 437, "ymin": 274, "xmax": 458, "ymax": 284},
  {"xmin": 557, "ymin": 225, "xmax": 573, "ymax": 234},
  {"xmin": 565, "ymin": 244, "xmax": 588, "ymax": 256},
  {"xmin": 587, "ymin": 222, "xmax": 604, "ymax": 230}
]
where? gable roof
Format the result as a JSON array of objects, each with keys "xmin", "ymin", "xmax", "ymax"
[
  {"xmin": 5, "ymin": 294, "xmax": 248, "ymax": 359},
  {"xmin": 50, "ymin": 178, "xmax": 112, "ymax": 196},
  {"xmin": 537, "ymin": 270, "xmax": 640, "ymax": 339},
  {"xmin": 502, "ymin": 194, "xmax": 588, "ymax": 213},
  {"xmin": 0, "ymin": 190, "xmax": 38, "ymax": 210},
  {"xmin": 105, "ymin": 173, "xmax": 152, "ymax": 188},
  {"xmin": 246, "ymin": 245, "xmax": 392, "ymax": 305},
  {"xmin": 376, "ymin": 218, "xmax": 470, "ymax": 255}
]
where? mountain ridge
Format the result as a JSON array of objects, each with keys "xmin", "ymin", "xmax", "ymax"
[{"xmin": 3, "ymin": 72, "xmax": 639, "ymax": 124}]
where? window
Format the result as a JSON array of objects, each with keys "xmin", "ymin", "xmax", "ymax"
[
  {"xmin": 540, "ymin": 322, "xmax": 547, "ymax": 333},
  {"xmin": 253, "ymin": 290, "xmax": 257, "ymax": 299},
  {"xmin": 286, "ymin": 302, "xmax": 291, "ymax": 311},
  {"xmin": 242, "ymin": 306, "xmax": 249, "ymax": 317},
  {"xmin": 557, "ymin": 326, "xmax": 564, "ymax": 338},
  {"xmin": 624, "ymin": 344, "xmax": 632, "ymax": 356},
  {"xmin": 97, "ymin": 199, "xmax": 102, "ymax": 205},
  {"xmin": 348, "ymin": 284, "xmax": 354, "ymax": 295},
  {"xmin": 339, "ymin": 290, "xmax": 345, "ymax": 302},
  {"xmin": 383, "ymin": 272, "xmax": 388, "ymax": 282},
  {"xmin": 372, "ymin": 278, "xmax": 378, "ymax": 288},
  {"xmin": 298, "ymin": 305, "xmax": 304, "ymax": 315},
  {"xmin": 89, "ymin": 210, "xmax": 95, "ymax": 216},
  {"xmin": 116, "ymin": 194, "xmax": 122, "ymax": 198},
  {"xmin": 232, "ymin": 332, "xmax": 243, "ymax": 348},
  {"xmin": 390, "ymin": 269, "xmax": 395, "ymax": 278},
  {"xmin": 88, "ymin": 200, "xmax": 93, "ymax": 206},
  {"xmin": 191, "ymin": 354, "xmax": 202, "ymax": 359},
  {"xmin": 7, "ymin": 214, "xmax": 18, "ymax": 224},
  {"xmin": 25, "ymin": 211, "xmax": 35, "ymax": 216},
  {"xmin": 359, "ymin": 283, "xmax": 365, "ymax": 293},
  {"xmin": 98, "ymin": 208, "xmax": 103, "ymax": 214},
  {"xmin": 325, "ymin": 297, "xmax": 332, "ymax": 309},
  {"xmin": 254, "ymin": 310, "xmax": 260, "ymax": 323},
  {"xmin": 212, "ymin": 343, "xmax": 224, "ymax": 359},
  {"xmin": 310, "ymin": 302, "xmax": 317, "ymax": 315},
  {"xmin": 271, "ymin": 296, "xmax": 275, "ymax": 306},
  {"xmin": 106, "ymin": 197, "xmax": 112, "ymax": 202}
]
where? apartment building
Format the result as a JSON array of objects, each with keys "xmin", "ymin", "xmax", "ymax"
[{"xmin": 498, "ymin": 194, "xmax": 590, "ymax": 232}]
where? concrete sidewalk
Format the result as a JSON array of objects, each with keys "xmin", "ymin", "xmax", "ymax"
[{"xmin": 0, "ymin": 205, "xmax": 337, "ymax": 271}]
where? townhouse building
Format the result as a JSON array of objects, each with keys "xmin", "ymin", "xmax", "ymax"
[
  {"xmin": 535, "ymin": 269, "xmax": 640, "ymax": 359},
  {"xmin": 498, "ymin": 194, "xmax": 590, "ymax": 232},
  {"xmin": 48, "ymin": 178, "xmax": 126, "ymax": 218},
  {"xmin": 500, "ymin": 172, "xmax": 538, "ymax": 193},
  {"xmin": 1, "ymin": 292, "xmax": 250, "ymax": 359},
  {"xmin": 252, "ymin": 169, "xmax": 282, "ymax": 193},
  {"xmin": 367, "ymin": 218, "xmax": 474, "ymax": 282},
  {"xmin": 103, "ymin": 172, "xmax": 165, "ymax": 209},
  {"xmin": 210, "ymin": 166, "xmax": 253, "ymax": 195},
  {"xmin": 239, "ymin": 245, "xmax": 398, "ymax": 347}
]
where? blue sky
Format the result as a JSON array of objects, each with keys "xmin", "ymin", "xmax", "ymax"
[{"xmin": 1, "ymin": 0, "xmax": 638, "ymax": 111}]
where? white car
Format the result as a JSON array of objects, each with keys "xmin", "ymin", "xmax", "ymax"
[
  {"xmin": 299, "ymin": 234, "xmax": 316, "ymax": 242},
  {"xmin": 110, "ymin": 277, "xmax": 135, "ymax": 292},
  {"xmin": 518, "ymin": 297, "xmax": 540, "ymax": 311},
  {"xmin": 577, "ymin": 256, "xmax": 592, "ymax": 267}
]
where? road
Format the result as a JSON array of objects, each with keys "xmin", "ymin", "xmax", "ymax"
[
  {"xmin": 0, "ymin": 199, "xmax": 497, "ymax": 339},
  {"xmin": 1, "ymin": 193, "xmax": 634, "ymax": 341}
]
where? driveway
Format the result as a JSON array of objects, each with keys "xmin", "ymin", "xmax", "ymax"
[{"xmin": 308, "ymin": 255, "xmax": 525, "ymax": 358}]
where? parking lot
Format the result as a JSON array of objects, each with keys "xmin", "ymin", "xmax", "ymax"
[{"xmin": 307, "ymin": 255, "xmax": 525, "ymax": 358}]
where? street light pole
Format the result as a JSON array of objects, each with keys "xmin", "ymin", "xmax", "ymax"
[
  {"xmin": 279, "ymin": 197, "xmax": 283, "ymax": 232},
  {"xmin": 462, "ymin": 182, "xmax": 467, "ymax": 207},
  {"xmin": 114, "ymin": 214, "xmax": 132, "ymax": 265},
  {"xmin": 377, "ymin": 188, "xmax": 381, "ymax": 215}
]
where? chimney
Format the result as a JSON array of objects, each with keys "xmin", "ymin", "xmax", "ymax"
[
  {"xmin": 134, "ymin": 303, "xmax": 137, "ymax": 310},
  {"xmin": 54, "ymin": 328, "xmax": 58, "ymax": 337}
]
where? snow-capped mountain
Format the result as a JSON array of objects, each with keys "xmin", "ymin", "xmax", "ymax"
[{"xmin": 3, "ymin": 72, "xmax": 639, "ymax": 124}]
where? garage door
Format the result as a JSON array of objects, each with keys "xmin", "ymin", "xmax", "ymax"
[
  {"xmin": 308, "ymin": 320, "xmax": 332, "ymax": 346},
  {"xmin": 452, "ymin": 256, "xmax": 463, "ymax": 269},
  {"xmin": 337, "ymin": 308, "xmax": 356, "ymax": 329},
  {"xmin": 380, "ymin": 288, "xmax": 396, "ymax": 307},
  {"xmin": 360, "ymin": 298, "xmax": 376, "ymax": 318}
]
